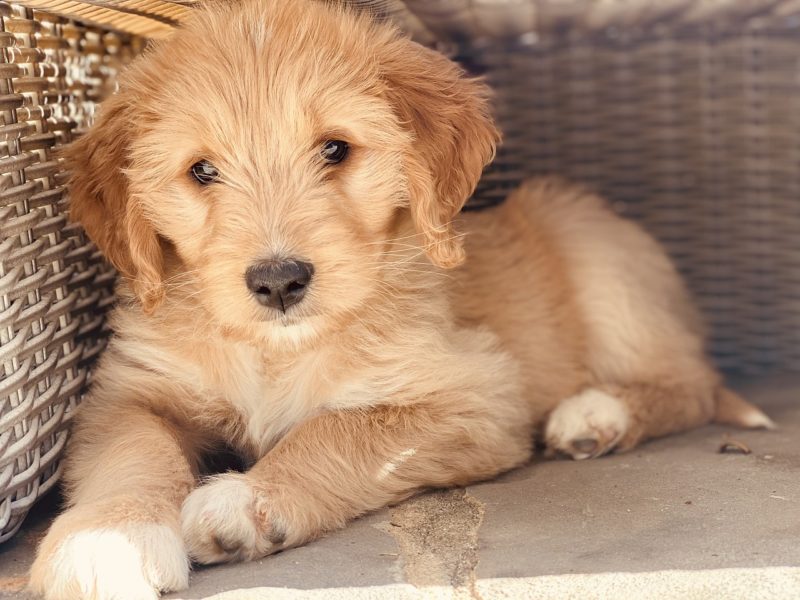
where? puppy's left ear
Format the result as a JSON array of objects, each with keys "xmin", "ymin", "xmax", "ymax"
[{"xmin": 382, "ymin": 39, "xmax": 500, "ymax": 268}]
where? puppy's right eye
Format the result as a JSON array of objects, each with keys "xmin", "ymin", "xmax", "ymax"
[{"xmin": 190, "ymin": 160, "xmax": 220, "ymax": 185}]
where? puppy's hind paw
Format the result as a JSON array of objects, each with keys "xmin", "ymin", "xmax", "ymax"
[{"xmin": 545, "ymin": 389, "xmax": 630, "ymax": 460}]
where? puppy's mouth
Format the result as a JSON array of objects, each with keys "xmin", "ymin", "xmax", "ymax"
[
  {"xmin": 256, "ymin": 312, "xmax": 321, "ymax": 347},
  {"xmin": 278, "ymin": 315, "xmax": 307, "ymax": 327},
  {"xmin": 253, "ymin": 307, "xmax": 317, "ymax": 326}
]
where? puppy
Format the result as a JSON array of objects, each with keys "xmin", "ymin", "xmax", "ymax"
[{"xmin": 29, "ymin": 1, "xmax": 772, "ymax": 598}]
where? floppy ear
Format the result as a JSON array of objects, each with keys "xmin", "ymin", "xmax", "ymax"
[
  {"xmin": 66, "ymin": 93, "xmax": 165, "ymax": 312},
  {"xmin": 382, "ymin": 39, "xmax": 500, "ymax": 268}
]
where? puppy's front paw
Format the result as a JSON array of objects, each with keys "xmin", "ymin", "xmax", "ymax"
[
  {"xmin": 30, "ymin": 515, "xmax": 188, "ymax": 600},
  {"xmin": 546, "ymin": 389, "xmax": 630, "ymax": 460},
  {"xmin": 181, "ymin": 474, "xmax": 284, "ymax": 564}
]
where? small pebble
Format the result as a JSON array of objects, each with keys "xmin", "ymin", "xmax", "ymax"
[{"xmin": 719, "ymin": 438, "xmax": 751, "ymax": 454}]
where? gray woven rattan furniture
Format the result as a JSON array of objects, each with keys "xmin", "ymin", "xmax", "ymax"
[
  {"xmin": 0, "ymin": 4, "xmax": 141, "ymax": 541},
  {"xmin": 2, "ymin": 0, "xmax": 800, "ymax": 540}
]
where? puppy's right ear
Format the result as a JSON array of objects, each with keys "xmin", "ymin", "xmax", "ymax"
[{"xmin": 66, "ymin": 94, "xmax": 164, "ymax": 312}]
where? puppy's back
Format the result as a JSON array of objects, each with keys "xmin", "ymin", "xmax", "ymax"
[
  {"xmin": 455, "ymin": 177, "xmax": 711, "ymax": 417},
  {"xmin": 510, "ymin": 177, "xmax": 707, "ymax": 380}
]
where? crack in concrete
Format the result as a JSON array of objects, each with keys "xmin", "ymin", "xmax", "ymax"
[{"xmin": 381, "ymin": 489, "xmax": 485, "ymax": 599}]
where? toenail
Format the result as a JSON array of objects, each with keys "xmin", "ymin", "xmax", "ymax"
[{"xmin": 571, "ymin": 438, "xmax": 599, "ymax": 455}]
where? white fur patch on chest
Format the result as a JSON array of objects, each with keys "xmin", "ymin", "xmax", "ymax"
[
  {"xmin": 213, "ymin": 343, "xmax": 396, "ymax": 457},
  {"xmin": 124, "ymin": 332, "xmax": 416, "ymax": 458},
  {"xmin": 216, "ymin": 344, "xmax": 322, "ymax": 456}
]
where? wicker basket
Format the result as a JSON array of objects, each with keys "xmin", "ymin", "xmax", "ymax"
[
  {"xmin": 2, "ymin": 0, "xmax": 800, "ymax": 540},
  {"xmin": 0, "ymin": 3, "xmax": 141, "ymax": 541}
]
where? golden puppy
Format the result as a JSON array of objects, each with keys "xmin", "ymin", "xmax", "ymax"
[{"xmin": 30, "ymin": 0, "xmax": 772, "ymax": 598}]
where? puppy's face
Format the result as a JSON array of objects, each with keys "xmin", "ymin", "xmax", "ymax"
[{"xmin": 68, "ymin": 0, "xmax": 498, "ymax": 347}]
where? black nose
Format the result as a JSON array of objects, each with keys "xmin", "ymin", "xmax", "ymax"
[{"xmin": 245, "ymin": 259, "xmax": 314, "ymax": 312}]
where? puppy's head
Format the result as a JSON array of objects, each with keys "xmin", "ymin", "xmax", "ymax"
[{"xmin": 68, "ymin": 0, "xmax": 498, "ymax": 344}]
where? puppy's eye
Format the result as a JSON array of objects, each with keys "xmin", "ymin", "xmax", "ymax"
[
  {"xmin": 190, "ymin": 160, "xmax": 220, "ymax": 185},
  {"xmin": 320, "ymin": 140, "xmax": 349, "ymax": 164}
]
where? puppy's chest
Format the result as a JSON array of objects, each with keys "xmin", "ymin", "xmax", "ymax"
[
  {"xmin": 211, "ymin": 353, "xmax": 315, "ymax": 455},
  {"xmin": 208, "ymin": 345, "xmax": 384, "ymax": 457}
]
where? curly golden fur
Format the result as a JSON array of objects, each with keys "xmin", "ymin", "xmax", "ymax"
[{"xmin": 30, "ymin": 1, "xmax": 772, "ymax": 598}]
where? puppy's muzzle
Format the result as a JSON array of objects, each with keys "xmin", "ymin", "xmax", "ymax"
[{"xmin": 245, "ymin": 259, "xmax": 314, "ymax": 312}]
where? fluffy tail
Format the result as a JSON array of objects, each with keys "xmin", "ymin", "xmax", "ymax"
[{"xmin": 714, "ymin": 387, "xmax": 776, "ymax": 429}]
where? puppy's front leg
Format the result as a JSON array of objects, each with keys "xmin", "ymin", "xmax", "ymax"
[
  {"xmin": 30, "ymin": 403, "xmax": 196, "ymax": 600},
  {"xmin": 182, "ymin": 400, "xmax": 532, "ymax": 563}
]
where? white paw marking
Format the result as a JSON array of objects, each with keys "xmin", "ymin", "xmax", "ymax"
[
  {"xmin": 181, "ymin": 474, "xmax": 272, "ymax": 564},
  {"xmin": 44, "ymin": 524, "xmax": 188, "ymax": 600},
  {"xmin": 546, "ymin": 389, "xmax": 630, "ymax": 460}
]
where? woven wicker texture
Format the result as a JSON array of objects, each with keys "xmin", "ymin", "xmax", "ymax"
[
  {"xmin": 0, "ymin": 2, "xmax": 139, "ymax": 541},
  {"xmin": 7, "ymin": 1, "xmax": 436, "ymax": 40},
  {"xmin": 14, "ymin": 0, "xmax": 191, "ymax": 37},
  {"xmin": 398, "ymin": 0, "xmax": 800, "ymax": 38},
  {"xmin": 464, "ymin": 16, "xmax": 800, "ymax": 374},
  {"xmin": 19, "ymin": 1, "xmax": 800, "ymax": 39}
]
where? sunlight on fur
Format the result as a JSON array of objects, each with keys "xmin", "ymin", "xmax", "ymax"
[{"xmin": 377, "ymin": 448, "xmax": 418, "ymax": 481}]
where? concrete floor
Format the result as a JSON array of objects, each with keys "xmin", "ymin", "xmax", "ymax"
[{"xmin": 1, "ymin": 375, "xmax": 798, "ymax": 599}]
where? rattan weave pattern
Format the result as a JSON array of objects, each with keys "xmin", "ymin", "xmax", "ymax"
[
  {"xmin": 465, "ymin": 18, "xmax": 800, "ymax": 374},
  {"xmin": 0, "ymin": 3, "xmax": 138, "ymax": 541},
  {"xmin": 8, "ymin": 1, "xmax": 434, "ymax": 40},
  {"xmin": 14, "ymin": 0, "xmax": 191, "ymax": 37},
  {"xmin": 400, "ymin": 0, "xmax": 800, "ymax": 38},
  {"xmin": 21, "ymin": 1, "xmax": 799, "ymax": 41}
]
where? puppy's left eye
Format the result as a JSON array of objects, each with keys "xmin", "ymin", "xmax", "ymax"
[
  {"xmin": 190, "ymin": 160, "xmax": 220, "ymax": 185},
  {"xmin": 320, "ymin": 140, "xmax": 349, "ymax": 164}
]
